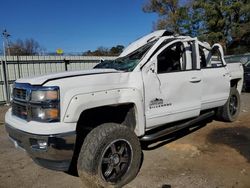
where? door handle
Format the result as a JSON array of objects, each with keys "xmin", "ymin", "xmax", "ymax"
[{"xmin": 189, "ymin": 77, "xmax": 201, "ymax": 83}]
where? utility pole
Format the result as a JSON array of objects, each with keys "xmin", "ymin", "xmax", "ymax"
[
  {"xmin": 2, "ymin": 29, "xmax": 11, "ymax": 56},
  {"xmin": 2, "ymin": 29, "xmax": 11, "ymax": 104}
]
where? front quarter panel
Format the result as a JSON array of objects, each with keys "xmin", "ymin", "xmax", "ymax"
[{"xmin": 63, "ymin": 88, "xmax": 145, "ymax": 136}]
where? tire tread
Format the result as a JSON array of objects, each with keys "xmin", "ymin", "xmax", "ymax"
[{"xmin": 77, "ymin": 123, "xmax": 141, "ymax": 188}]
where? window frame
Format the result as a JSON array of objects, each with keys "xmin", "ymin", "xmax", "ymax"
[
  {"xmin": 152, "ymin": 40, "xmax": 197, "ymax": 74},
  {"xmin": 200, "ymin": 45, "xmax": 226, "ymax": 69}
]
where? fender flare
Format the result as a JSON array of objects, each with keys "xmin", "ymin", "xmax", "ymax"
[{"xmin": 63, "ymin": 88, "xmax": 145, "ymax": 136}]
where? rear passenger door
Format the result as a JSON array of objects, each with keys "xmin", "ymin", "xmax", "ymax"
[{"xmin": 200, "ymin": 44, "xmax": 230, "ymax": 110}]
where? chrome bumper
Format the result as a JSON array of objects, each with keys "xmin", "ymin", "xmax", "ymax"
[{"xmin": 5, "ymin": 123, "xmax": 76, "ymax": 171}]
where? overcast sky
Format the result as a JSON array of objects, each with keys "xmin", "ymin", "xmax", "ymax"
[{"xmin": 0, "ymin": 0, "xmax": 158, "ymax": 53}]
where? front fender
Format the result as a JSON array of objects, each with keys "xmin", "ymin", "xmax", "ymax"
[{"xmin": 63, "ymin": 88, "xmax": 145, "ymax": 136}]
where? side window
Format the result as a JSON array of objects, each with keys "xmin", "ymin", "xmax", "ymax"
[
  {"xmin": 157, "ymin": 42, "xmax": 185, "ymax": 73},
  {"xmin": 210, "ymin": 47, "xmax": 224, "ymax": 67},
  {"xmin": 201, "ymin": 45, "xmax": 224, "ymax": 68},
  {"xmin": 199, "ymin": 47, "xmax": 207, "ymax": 68}
]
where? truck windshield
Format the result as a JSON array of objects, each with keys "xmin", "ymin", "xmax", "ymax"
[{"xmin": 94, "ymin": 40, "xmax": 157, "ymax": 71}]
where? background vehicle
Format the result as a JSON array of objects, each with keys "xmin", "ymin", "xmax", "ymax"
[
  {"xmin": 5, "ymin": 30, "xmax": 243, "ymax": 187},
  {"xmin": 243, "ymin": 61, "xmax": 250, "ymax": 91}
]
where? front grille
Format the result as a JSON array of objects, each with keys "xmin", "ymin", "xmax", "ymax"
[
  {"xmin": 12, "ymin": 102, "xmax": 28, "ymax": 120},
  {"xmin": 12, "ymin": 83, "xmax": 30, "ymax": 120},
  {"xmin": 13, "ymin": 88, "xmax": 27, "ymax": 101}
]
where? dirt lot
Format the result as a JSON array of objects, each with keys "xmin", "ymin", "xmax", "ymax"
[{"xmin": 0, "ymin": 93, "xmax": 250, "ymax": 188}]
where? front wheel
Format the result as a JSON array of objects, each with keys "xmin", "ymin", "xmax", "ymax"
[
  {"xmin": 216, "ymin": 87, "xmax": 241, "ymax": 122},
  {"xmin": 77, "ymin": 123, "xmax": 142, "ymax": 188}
]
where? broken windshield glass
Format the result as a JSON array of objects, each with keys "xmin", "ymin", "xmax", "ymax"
[{"xmin": 94, "ymin": 40, "xmax": 158, "ymax": 71}]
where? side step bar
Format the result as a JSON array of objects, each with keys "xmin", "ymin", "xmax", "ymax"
[{"xmin": 140, "ymin": 111, "xmax": 215, "ymax": 142}]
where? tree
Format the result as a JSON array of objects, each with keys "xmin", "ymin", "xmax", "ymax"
[
  {"xmin": 143, "ymin": 0, "xmax": 193, "ymax": 35},
  {"xmin": 193, "ymin": 0, "xmax": 250, "ymax": 53},
  {"xmin": 143, "ymin": 0, "xmax": 250, "ymax": 54},
  {"xmin": 110, "ymin": 45, "xmax": 124, "ymax": 55},
  {"xmin": 83, "ymin": 45, "xmax": 124, "ymax": 56},
  {"xmin": 8, "ymin": 38, "xmax": 44, "ymax": 55},
  {"xmin": 83, "ymin": 47, "xmax": 110, "ymax": 56}
]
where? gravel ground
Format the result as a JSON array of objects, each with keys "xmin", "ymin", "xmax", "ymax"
[{"xmin": 0, "ymin": 93, "xmax": 250, "ymax": 188}]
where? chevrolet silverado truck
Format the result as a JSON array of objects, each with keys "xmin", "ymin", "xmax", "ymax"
[{"xmin": 5, "ymin": 30, "xmax": 243, "ymax": 187}]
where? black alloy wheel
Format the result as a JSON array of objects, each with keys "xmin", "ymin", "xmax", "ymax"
[
  {"xmin": 216, "ymin": 87, "xmax": 241, "ymax": 122},
  {"xmin": 229, "ymin": 94, "xmax": 238, "ymax": 116},
  {"xmin": 99, "ymin": 139, "xmax": 132, "ymax": 183}
]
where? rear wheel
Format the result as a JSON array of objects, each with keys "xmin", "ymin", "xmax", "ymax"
[
  {"xmin": 216, "ymin": 87, "xmax": 241, "ymax": 122},
  {"xmin": 77, "ymin": 123, "xmax": 142, "ymax": 188}
]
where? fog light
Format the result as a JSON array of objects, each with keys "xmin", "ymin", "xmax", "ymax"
[
  {"xmin": 37, "ymin": 140, "xmax": 48, "ymax": 150},
  {"xmin": 30, "ymin": 139, "xmax": 48, "ymax": 151}
]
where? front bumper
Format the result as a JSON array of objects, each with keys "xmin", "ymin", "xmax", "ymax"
[{"xmin": 5, "ymin": 123, "xmax": 76, "ymax": 171}]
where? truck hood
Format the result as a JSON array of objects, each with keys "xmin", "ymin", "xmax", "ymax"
[{"xmin": 17, "ymin": 69, "xmax": 120, "ymax": 85}]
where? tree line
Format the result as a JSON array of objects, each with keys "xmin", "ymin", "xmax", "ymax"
[
  {"xmin": 3, "ymin": 38, "xmax": 124, "ymax": 56},
  {"xmin": 143, "ymin": 0, "xmax": 250, "ymax": 54},
  {"xmin": 5, "ymin": 38, "xmax": 45, "ymax": 56},
  {"xmin": 82, "ymin": 45, "xmax": 124, "ymax": 56}
]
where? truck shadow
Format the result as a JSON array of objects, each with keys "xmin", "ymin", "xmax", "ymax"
[
  {"xmin": 141, "ymin": 120, "xmax": 209, "ymax": 150},
  {"xmin": 207, "ymin": 126, "xmax": 250, "ymax": 162}
]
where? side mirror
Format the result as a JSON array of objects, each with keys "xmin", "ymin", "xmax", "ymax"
[
  {"xmin": 150, "ymin": 66, "xmax": 155, "ymax": 73},
  {"xmin": 146, "ymin": 60, "xmax": 156, "ymax": 74}
]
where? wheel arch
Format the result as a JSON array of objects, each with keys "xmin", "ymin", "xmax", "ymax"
[
  {"xmin": 63, "ymin": 88, "xmax": 145, "ymax": 136},
  {"xmin": 76, "ymin": 103, "xmax": 138, "ymax": 133}
]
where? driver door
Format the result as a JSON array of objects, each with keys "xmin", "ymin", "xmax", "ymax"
[{"xmin": 142, "ymin": 40, "xmax": 202, "ymax": 129}]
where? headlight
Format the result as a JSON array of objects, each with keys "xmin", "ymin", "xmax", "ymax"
[
  {"xmin": 30, "ymin": 86, "xmax": 60, "ymax": 122},
  {"xmin": 31, "ymin": 89, "xmax": 59, "ymax": 102}
]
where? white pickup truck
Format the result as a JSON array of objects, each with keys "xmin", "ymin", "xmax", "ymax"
[{"xmin": 5, "ymin": 30, "xmax": 243, "ymax": 187}]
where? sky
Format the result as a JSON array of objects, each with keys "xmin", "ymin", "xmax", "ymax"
[{"xmin": 0, "ymin": 0, "xmax": 158, "ymax": 54}]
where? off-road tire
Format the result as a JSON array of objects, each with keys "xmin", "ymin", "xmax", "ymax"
[
  {"xmin": 77, "ymin": 123, "xmax": 142, "ymax": 188},
  {"xmin": 216, "ymin": 87, "xmax": 241, "ymax": 122}
]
